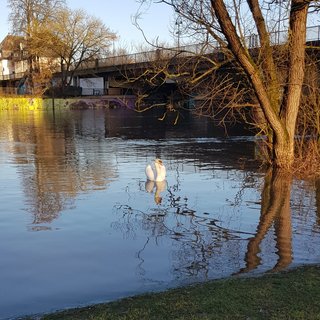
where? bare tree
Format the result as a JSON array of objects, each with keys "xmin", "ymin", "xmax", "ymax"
[
  {"xmin": 43, "ymin": 8, "xmax": 117, "ymax": 87},
  {"xmin": 7, "ymin": 0, "xmax": 66, "ymax": 93},
  {"xmin": 136, "ymin": 0, "xmax": 318, "ymax": 170},
  {"xmin": 7, "ymin": 0, "xmax": 66, "ymax": 36}
]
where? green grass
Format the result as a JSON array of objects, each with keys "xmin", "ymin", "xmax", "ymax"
[{"xmin": 30, "ymin": 265, "xmax": 320, "ymax": 320}]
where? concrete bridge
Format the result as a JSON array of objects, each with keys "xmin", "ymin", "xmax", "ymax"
[
  {"xmin": 57, "ymin": 25, "xmax": 320, "ymax": 97},
  {"xmin": 0, "ymin": 25, "xmax": 319, "ymax": 96}
]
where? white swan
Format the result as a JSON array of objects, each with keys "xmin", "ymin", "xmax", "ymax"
[{"xmin": 145, "ymin": 159, "xmax": 166, "ymax": 182}]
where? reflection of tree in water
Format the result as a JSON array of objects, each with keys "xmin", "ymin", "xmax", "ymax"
[
  {"xmin": 113, "ymin": 167, "xmax": 302, "ymax": 279},
  {"xmin": 113, "ymin": 177, "xmax": 251, "ymax": 280},
  {"xmin": 3, "ymin": 110, "xmax": 118, "ymax": 227},
  {"xmin": 239, "ymin": 168, "xmax": 293, "ymax": 273}
]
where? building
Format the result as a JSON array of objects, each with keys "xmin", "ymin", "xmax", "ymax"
[{"xmin": 0, "ymin": 34, "xmax": 28, "ymax": 94}]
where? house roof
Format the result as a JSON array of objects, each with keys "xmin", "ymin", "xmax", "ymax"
[{"xmin": 0, "ymin": 34, "xmax": 25, "ymax": 59}]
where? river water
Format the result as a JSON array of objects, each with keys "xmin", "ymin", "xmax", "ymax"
[{"xmin": 0, "ymin": 107, "xmax": 319, "ymax": 319}]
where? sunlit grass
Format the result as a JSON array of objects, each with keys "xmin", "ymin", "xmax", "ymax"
[
  {"xmin": 34, "ymin": 265, "xmax": 320, "ymax": 320},
  {"xmin": 0, "ymin": 97, "xmax": 45, "ymax": 110}
]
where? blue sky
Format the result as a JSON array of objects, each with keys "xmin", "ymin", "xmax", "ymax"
[{"xmin": 0, "ymin": 0, "xmax": 175, "ymax": 51}]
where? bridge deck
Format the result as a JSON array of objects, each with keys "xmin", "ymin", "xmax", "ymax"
[{"xmin": 0, "ymin": 25, "xmax": 319, "ymax": 82}]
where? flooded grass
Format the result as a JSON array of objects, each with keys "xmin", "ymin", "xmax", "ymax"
[{"xmin": 39, "ymin": 265, "xmax": 320, "ymax": 320}]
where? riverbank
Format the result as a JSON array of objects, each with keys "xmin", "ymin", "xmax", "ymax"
[
  {"xmin": 27, "ymin": 265, "xmax": 320, "ymax": 320},
  {"xmin": 0, "ymin": 96, "xmax": 44, "ymax": 110},
  {"xmin": 0, "ymin": 96, "xmax": 136, "ymax": 110}
]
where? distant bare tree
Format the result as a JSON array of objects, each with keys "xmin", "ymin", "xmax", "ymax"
[
  {"xmin": 42, "ymin": 8, "xmax": 117, "ymax": 87},
  {"xmin": 7, "ymin": 0, "xmax": 66, "ymax": 36},
  {"xmin": 7, "ymin": 0, "xmax": 66, "ymax": 92}
]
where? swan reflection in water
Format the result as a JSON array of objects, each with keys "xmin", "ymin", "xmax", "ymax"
[
  {"xmin": 145, "ymin": 159, "xmax": 167, "ymax": 204},
  {"xmin": 145, "ymin": 180, "xmax": 167, "ymax": 204}
]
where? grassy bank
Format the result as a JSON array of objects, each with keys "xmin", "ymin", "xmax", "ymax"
[
  {"xmin": 0, "ymin": 96, "xmax": 136, "ymax": 110},
  {"xmin": 0, "ymin": 97, "xmax": 75, "ymax": 110},
  {"xmin": 0, "ymin": 96, "xmax": 45, "ymax": 110},
  {"xmin": 31, "ymin": 265, "xmax": 320, "ymax": 320}
]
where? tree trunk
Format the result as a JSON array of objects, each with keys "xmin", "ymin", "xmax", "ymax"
[
  {"xmin": 211, "ymin": 0, "xmax": 285, "ymax": 162},
  {"xmin": 273, "ymin": 133, "xmax": 294, "ymax": 169},
  {"xmin": 275, "ymin": 0, "xmax": 310, "ymax": 168},
  {"xmin": 211, "ymin": 0, "xmax": 310, "ymax": 169}
]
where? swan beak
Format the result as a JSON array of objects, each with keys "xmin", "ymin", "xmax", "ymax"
[{"xmin": 155, "ymin": 159, "xmax": 163, "ymax": 165}]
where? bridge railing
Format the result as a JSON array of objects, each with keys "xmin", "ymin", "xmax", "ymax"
[
  {"xmin": 76, "ymin": 44, "xmax": 217, "ymax": 71},
  {"xmin": 306, "ymin": 25, "xmax": 320, "ymax": 42},
  {"xmin": 76, "ymin": 25, "xmax": 320, "ymax": 71}
]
